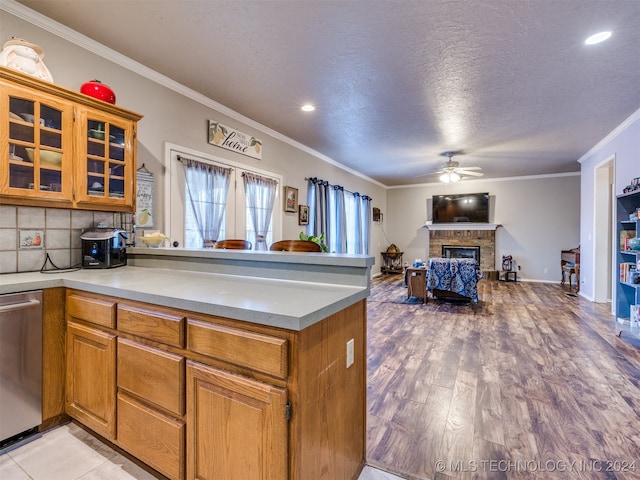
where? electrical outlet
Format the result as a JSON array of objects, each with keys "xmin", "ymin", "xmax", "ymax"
[
  {"xmin": 346, "ymin": 339, "xmax": 354, "ymax": 368},
  {"xmin": 544, "ymin": 267, "xmax": 549, "ymax": 274}
]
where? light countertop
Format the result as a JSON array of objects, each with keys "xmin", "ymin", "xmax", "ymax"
[
  {"xmin": 0, "ymin": 266, "xmax": 368, "ymax": 331},
  {"xmin": 127, "ymin": 247, "xmax": 374, "ymax": 287}
]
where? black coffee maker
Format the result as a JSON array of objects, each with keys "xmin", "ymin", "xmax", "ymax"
[{"xmin": 80, "ymin": 228, "xmax": 128, "ymax": 269}]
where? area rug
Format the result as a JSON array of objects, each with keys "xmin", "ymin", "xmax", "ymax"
[{"xmin": 369, "ymin": 276, "xmax": 486, "ymax": 310}]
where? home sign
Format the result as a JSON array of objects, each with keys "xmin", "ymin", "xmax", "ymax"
[{"xmin": 208, "ymin": 120, "xmax": 263, "ymax": 160}]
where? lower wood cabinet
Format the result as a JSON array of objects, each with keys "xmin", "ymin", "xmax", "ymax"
[
  {"xmin": 62, "ymin": 290, "xmax": 365, "ymax": 480},
  {"xmin": 117, "ymin": 392, "xmax": 185, "ymax": 480},
  {"xmin": 65, "ymin": 321, "xmax": 116, "ymax": 440},
  {"xmin": 186, "ymin": 361, "xmax": 288, "ymax": 480}
]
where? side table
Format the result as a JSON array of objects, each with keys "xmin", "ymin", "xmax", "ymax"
[
  {"xmin": 500, "ymin": 270, "xmax": 518, "ymax": 282},
  {"xmin": 406, "ymin": 267, "xmax": 428, "ymax": 303}
]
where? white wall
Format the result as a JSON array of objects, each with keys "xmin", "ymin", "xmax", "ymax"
[
  {"xmin": 1, "ymin": 7, "xmax": 387, "ymax": 273},
  {"xmin": 385, "ymin": 174, "xmax": 581, "ymax": 281},
  {"xmin": 578, "ymin": 109, "xmax": 640, "ymax": 303}
]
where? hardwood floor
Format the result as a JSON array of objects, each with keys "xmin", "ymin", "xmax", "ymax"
[{"xmin": 366, "ymin": 276, "xmax": 640, "ymax": 480}]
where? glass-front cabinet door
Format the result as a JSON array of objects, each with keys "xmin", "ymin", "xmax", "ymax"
[
  {"xmin": 1, "ymin": 85, "xmax": 73, "ymax": 205},
  {"xmin": 75, "ymin": 108, "xmax": 136, "ymax": 210}
]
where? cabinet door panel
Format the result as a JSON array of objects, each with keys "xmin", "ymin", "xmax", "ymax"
[
  {"xmin": 186, "ymin": 361, "xmax": 287, "ymax": 480},
  {"xmin": 66, "ymin": 321, "xmax": 116, "ymax": 440},
  {"xmin": 2, "ymin": 83, "xmax": 73, "ymax": 204},
  {"xmin": 75, "ymin": 108, "xmax": 136, "ymax": 210},
  {"xmin": 117, "ymin": 393, "xmax": 185, "ymax": 480}
]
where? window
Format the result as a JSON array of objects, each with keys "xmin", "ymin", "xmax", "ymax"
[
  {"xmin": 166, "ymin": 145, "xmax": 282, "ymax": 249},
  {"xmin": 183, "ymin": 158, "xmax": 232, "ymax": 248},
  {"xmin": 243, "ymin": 172, "xmax": 279, "ymax": 250},
  {"xmin": 307, "ymin": 178, "xmax": 371, "ymax": 254}
]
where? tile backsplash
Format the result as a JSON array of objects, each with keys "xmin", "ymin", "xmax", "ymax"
[{"xmin": 0, "ymin": 205, "xmax": 133, "ymax": 274}]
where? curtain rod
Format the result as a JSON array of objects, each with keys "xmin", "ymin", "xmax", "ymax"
[
  {"xmin": 176, "ymin": 154, "xmax": 234, "ymax": 170},
  {"xmin": 305, "ymin": 177, "xmax": 372, "ymax": 201}
]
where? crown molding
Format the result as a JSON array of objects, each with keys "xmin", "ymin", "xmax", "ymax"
[
  {"xmin": 577, "ymin": 107, "xmax": 640, "ymax": 164},
  {"xmin": 391, "ymin": 171, "xmax": 580, "ymax": 190}
]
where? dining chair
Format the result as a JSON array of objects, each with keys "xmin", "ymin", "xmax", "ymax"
[
  {"xmin": 561, "ymin": 259, "xmax": 579, "ymax": 292},
  {"xmin": 214, "ymin": 239, "xmax": 252, "ymax": 250},
  {"xmin": 269, "ymin": 240, "xmax": 322, "ymax": 252}
]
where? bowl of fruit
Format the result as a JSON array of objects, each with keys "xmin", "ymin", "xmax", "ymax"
[{"xmin": 140, "ymin": 232, "xmax": 168, "ymax": 248}]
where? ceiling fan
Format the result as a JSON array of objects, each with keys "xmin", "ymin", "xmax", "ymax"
[{"xmin": 432, "ymin": 151, "xmax": 484, "ymax": 183}]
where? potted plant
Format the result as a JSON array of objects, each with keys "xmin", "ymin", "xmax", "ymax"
[{"xmin": 299, "ymin": 231, "xmax": 328, "ymax": 252}]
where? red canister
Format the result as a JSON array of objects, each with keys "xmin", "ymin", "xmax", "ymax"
[{"xmin": 80, "ymin": 80, "xmax": 116, "ymax": 104}]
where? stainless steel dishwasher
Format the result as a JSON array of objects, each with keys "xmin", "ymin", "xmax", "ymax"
[{"xmin": 0, "ymin": 290, "xmax": 43, "ymax": 448}]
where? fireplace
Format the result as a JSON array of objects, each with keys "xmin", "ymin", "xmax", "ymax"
[
  {"xmin": 426, "ymin": 225, "xmax": 499, "ymax": 279},
  {"xmin": 442, "ymin": 245, "xmax": 480, "ymax": 263}
]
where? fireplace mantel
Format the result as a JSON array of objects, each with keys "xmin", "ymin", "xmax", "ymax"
[{"xmin": 424, "ymin": 223, "xmax": 501, "ymax": 231}]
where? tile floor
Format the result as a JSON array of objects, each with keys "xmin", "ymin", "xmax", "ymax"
[{"xmin": 0, "ymin": 423, "xmax": 406, "ymax": 480}]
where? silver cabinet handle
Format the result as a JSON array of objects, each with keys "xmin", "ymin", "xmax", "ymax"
[{"xmin": 0, "ymin": 299, "xmax": 41, "ymax": 313}]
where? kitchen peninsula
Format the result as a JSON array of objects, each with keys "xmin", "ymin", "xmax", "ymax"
[{"xmin": 0, "ymin": 248, "xmax": 374, "ymax": 480}]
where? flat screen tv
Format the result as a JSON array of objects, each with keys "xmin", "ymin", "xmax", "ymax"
[{"xmin": 432, "ymin": 193, "xmax": 489, "ymax": 223}]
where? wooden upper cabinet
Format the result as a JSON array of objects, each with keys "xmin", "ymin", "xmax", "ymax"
[
  {"xmin": 74, "ymin": 107, "xmax": 136, "ymax": 210},
  {"xmin": 1, "ymin": 82, "xmax": 73, "ymax": 206},
  {"xmin": 0, "ymin": 66, "xmax": 142, "ymax": 211}
]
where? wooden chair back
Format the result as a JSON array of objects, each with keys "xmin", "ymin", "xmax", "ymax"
[
  {"xmin": 269, "ymin": 240, "xmax": 322, "ymax": 252},
  {"xmin": 214, "ymin": 239, "xmax": 252, "ymax": 250}
]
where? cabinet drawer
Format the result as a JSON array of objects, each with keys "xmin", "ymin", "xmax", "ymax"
[
  {"xmin": 117, "ymin": 393, "xmax": 185, "ymax": 480},
  {"xmin": 117, "ymin": 339, "xmax": 184, "ymax": 415},
  {"xmin": 187, "ymin": 319, "xmax": 287, "ymax": 379},
  {"xmin": 117, "ymin": 304, "xmax": 185, "ymax": 347},
  {"xmin": 67, "ymin": 293, "xmax": 116, "ymax": 328}
]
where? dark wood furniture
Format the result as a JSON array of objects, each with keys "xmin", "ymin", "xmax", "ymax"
[
  {"xmin": 269, "ymin": 240, "xmax": 322, "ymax": 252},
  {"xmin": 500, "ymin": 270, "xmax": 518, "ymax": 282},
  {"xmin": 561, "ymin": 247, "xmax": 580, "ymax": 292},
  {"xmin": 214, "ymin": 239, "xmax": 252, "ymax": 250},
  {"xmin": 406, "ymin": 267, "xmax": 427, "ymax": 303},
  {"xmin": 380, "ymin": 251, "xmax": 404, "ymax": 274}
]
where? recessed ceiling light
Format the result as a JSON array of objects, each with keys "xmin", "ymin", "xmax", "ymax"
[
  {"xmin": 585, "ymin": 31, "xmax": 612, "ymax": 45},
  {"xmin": 301, "ymin": 104, "xmax": 315, "ymax": 112}
]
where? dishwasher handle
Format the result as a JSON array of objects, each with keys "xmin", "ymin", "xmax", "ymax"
[{"xmin": 0, "ymin": 298, "xmax": 41, "ymax": 313}]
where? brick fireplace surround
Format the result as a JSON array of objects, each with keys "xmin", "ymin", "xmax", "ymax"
[{"xmin": 427, "ymin": 225, "xmax": 499, "ymax": 279}]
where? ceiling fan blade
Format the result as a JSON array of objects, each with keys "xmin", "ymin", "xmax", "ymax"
[
  {"xmin": 460, "ymin": 170, "xmax": 484, "ymax": 177},
  {"xmin": 457, "ymin": 166, "xmax": 482, "ymax": 171}
]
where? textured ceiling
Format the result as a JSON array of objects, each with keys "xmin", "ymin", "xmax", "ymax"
[{"xmin": 13, "ymin": 0, "xmax": 640, "ymax": 186}]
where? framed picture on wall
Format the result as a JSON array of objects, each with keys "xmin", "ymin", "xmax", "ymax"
[
  {"xmin": 298, "ymin": 205, "xmax": 309, "ymax": 225},
  {"xmin": 284, "ymin": 186, "xmax": 298, "ymax": 212}
]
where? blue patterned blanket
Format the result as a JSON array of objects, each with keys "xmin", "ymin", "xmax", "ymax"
[{"xmin": 427, "ymin": 258, "xmax": 483, "ymax": 302}]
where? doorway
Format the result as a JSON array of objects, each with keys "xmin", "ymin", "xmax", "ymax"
[{"xmin": 594, "ymin": 156, "xmax": 614, "ymax": 303}]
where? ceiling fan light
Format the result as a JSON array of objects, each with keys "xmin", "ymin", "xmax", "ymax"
[
  {"xmin": 585, "ymin": 31, "xmax": 611, "ymax": 45},
  {"xmin": 440, "ymin": 173, "xmax": 451, "ymax": 183},
  {"xmin": 450, "ymin": 172, "xmax": 461, "ymax": 182}
]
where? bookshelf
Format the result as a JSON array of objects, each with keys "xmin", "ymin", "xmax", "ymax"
[{"xmin": 615, "ymin": 190, "xmax": 640, "ymax": 343}]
